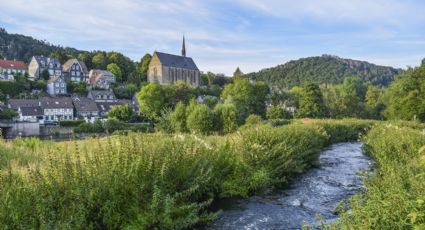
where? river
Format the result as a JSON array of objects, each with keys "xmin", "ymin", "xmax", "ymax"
[{"xmin": 208, "ymin": 142, "xmax": 373, "ymax": 230}]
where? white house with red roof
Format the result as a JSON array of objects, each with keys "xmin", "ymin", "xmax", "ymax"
[{"xmin": 0, "ymin": 59, "xmax": 27, "ymax": 81}]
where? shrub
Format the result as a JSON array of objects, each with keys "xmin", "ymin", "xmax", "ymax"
[
  {"xmin": 74, "ymin": 120, "xmax": 104, "ymax": 133},
  {"xmin": 108, "ymin": 104, "xmax": 134, "ymax": 122},
  {"xmin": 170, "ymin": 101, "xmax": 187, "ymax": 133},
  {"xmin": 336, "ymin": 124, "xmax": 425, "ymax": 229},
  {"xmin": 267, "ymin": 119, "xmax": 291, "ymax": 127},
  {"xmin": 58, "ymin": 120, "xmax": 85, "ymax": 127},
  {"xmin": 244, "ymin": 114, "xmax": 263, "ymax": 126},
  {"xmin": 187, "ymin": 104, "xmax": 214, "ymax": 135},
  {"xmin": 266, "ymin": 105, "xmax": 292, "ymax": 119},
  {"xmin": 214, "ymin": 103, "xmax": 238, "ymax": 134}
]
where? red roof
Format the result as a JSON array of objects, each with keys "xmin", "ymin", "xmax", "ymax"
[{"xmin": 0, "ymin": 59, "xmax": 27, "ymax": 70}]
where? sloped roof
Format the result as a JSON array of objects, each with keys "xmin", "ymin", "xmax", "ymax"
[
  {"xmin": 155, "ymin": 52, "xmax": 199, "ymax": 70},
  {"xmin": 72, "ymin": 97, "xmax": 99, "ymax": 112},
  {"xmin": 0, "ymin": 59, "xmax": 27, "ymax": 70},
  {"xmin": 41, "ymin": 97, "xmax": 73, "ymax": 109},
  {"xmin": 62, "ymin": 59, "xmax": 89, "ymax": 73},
  {"xmin": 88, "ymin": 90, "xmax": 116, "ymax": 99},
  {"xmin": 20, "ymin": 106, "xmax": 43, "ymax": 116},
  {"xmin": 33, "ymin": 56, "xmax": 61, "ymax": 67},
  {"xmin": 47, "ymin": 76, "xmax": 65, "ymax": 84},
  {"xmin": 8, "ymin": 99, "xmax": 40, "ymax": 110}
]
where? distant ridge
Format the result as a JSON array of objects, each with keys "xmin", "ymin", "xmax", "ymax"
[{"xmin": 245, "ymin": 54, "xmax": 403, "ymax": 88}]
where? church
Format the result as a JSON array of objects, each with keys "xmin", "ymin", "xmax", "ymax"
[{"xmin": 147, "ymin": 37, "xmax": 201, "ymax": 87}]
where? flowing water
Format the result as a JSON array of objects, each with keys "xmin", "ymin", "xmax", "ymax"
[{"xmin": 208, "ymin": 142, "xmax": 373, "ymax": 230}]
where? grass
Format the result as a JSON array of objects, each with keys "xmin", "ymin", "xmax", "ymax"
[
  {"xmin": 0, "ymin": 119, "xmax": 371, "ymax": 229},
  {"xmin": 333, "ymin": 122, "xmax": 425, "ymax": 229}
]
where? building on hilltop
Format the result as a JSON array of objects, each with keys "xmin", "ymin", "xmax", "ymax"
[
  {"xmin": 62, "ymin": 58, "xmax": 89, "ymax": 83},
  {"xmin": 148, "ymin": 36, "xmax": 200, "ymax": 87},
  {"xmin": 28, "ymin": 56, "xmax": 62, "ymax": 80}
]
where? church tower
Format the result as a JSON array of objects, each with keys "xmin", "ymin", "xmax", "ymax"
[{"xmin": 181, "ymin": 36, "xmax": 186, "ymax": 57}]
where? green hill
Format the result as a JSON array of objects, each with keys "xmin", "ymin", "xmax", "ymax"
[
  {"xmin": 0, "ymin": 28, "xmax": 84, "ymax": 63},
  {"xmin": 245, "ymin": 55, "xmax": 403, "ymax": 88}
]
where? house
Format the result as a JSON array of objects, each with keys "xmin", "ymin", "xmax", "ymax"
[
  {"xmin": 41, "ymin": 97, "xmax": 74, "ymax": 121},
  {"xmin": 72, "ymin": 96, "xmax": 100, "ymax": 119},
  {"xmin": 8, "ymin": 99, "xmax": 40, "ymax": 111},
  {"xmin": 62, "ymin": 59, "xmax": 89, "ymax": 83},
  {"xmin": 87, "ymin": 90, "xmax": 117, "ymax": 102},
  {"xmin": 28, "ymin": 56, "xmax": 62, "ymax": 80},
  {"xmin": 47, "ymin": 76, "xmax": 67, "ymax": 96},
  {"xmin": 17, "ymin": 106, "xmax": 43, "ymax": 122},
  {"xmin": 0, "ymin": 59, "xmax": 27, "ymax": 80},
  {"xmin": 148, "ymin": 37, "xmax": 200, "ymax": 87},
  {"xmin": 88, "ymin": 69, "xmax": 116, "ymax": 89}
]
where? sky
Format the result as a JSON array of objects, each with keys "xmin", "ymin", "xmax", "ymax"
[{"xmin": 0, "ymin": 0, "xmax": 424, "ymax": 75}]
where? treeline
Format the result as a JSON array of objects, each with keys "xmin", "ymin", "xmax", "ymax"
[
  {"xmin": 270, "ymin": 59, "xmax": 425, "ymax": 122},
  {"xmin": 137, "ymin": 78, "xmax": 269, "ymax": 134},
  {"xmin": 245, "ymin": 55, "xmax": 403, "ymax": 88}
]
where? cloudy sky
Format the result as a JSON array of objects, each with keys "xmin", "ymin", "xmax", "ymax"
[{"xmin": 1, "ymin": 0, "xmax": 424, "ymax": 75}]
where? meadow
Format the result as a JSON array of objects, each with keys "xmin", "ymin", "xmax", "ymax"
[{"xmin": 0, "ymin": 119, "xmax": 372, "ymax": 229}]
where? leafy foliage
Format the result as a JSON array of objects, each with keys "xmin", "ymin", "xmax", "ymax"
[
  {"xmin": 384, "ymin": 63, "xmax": 425, "ymax": 121},
  {"xmin": 186, "ymin": 104, "xmax": 214, "ymax": 135},
  {"xmin": 337, "ymin": 123, "xmax": 425, "ymax": 229},
  {"xmin": 108, "ymin": 104, "xmax": 134, "ymax": 122},
  {"xmin": 245, "ymin": 55, "xmax": 402, "ymax": 88}
]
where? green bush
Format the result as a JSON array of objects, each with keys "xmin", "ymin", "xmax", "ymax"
[
  {"xmin": 187, "ymin": 104, "xmax": 214, "ymax": 135},
  {"xmin": 0, "ymin": 120, "xmax": 371, "ymax": 229},
  {"xmin": 170, "ymin": 101, "xmax": 187, "ymax": 133},
  {"xmin": 74, "ymin": 120, "xmax": 105, "ymax": 133},
  {"xmin": 336, "ymin": 124, "xmax": 425, "ymax": 229},
  {"xmin": 244, "ymin": 114, "xmax": 263, "ymax": 126},
  {"xmin": 58, "ymin": 120, "xmax": 85, "ymax": 127},
  {"xmin": 214, "ymin": 103, "xmax": 238, "ymax": 134},
  {"xmin": 267, "ymin": 119, "xmax": 291, "ymax": 127}
]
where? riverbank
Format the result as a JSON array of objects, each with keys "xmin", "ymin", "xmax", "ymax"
[
  {"xmin": 209, "ymin": 142, "xmax": 373, "ymax": 229},
  {"xmin": 0, "ymin": 119, "xmax": 371, "ymax": 229},
  {"xmin": 335, "ymin": 123, "xmax": 425, "ymax": 229}
]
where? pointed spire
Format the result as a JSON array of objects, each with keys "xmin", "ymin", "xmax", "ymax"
[{"xmin": 181, "ymin": 35, "xmax": 186, "ymax": 57}]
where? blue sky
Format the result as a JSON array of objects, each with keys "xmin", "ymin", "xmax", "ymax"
[{"xmin": 1, "ymin": 0, "xmax": 424, "ymax": 75}]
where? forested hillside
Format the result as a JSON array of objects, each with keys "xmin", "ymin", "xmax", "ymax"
[
  {"xmin": 245, "ymin": 55, "xmax": 403, "ymax": 88},
  {"xmin": 0, "ymin": 28, "xmax": 84, "ymax": 63}
]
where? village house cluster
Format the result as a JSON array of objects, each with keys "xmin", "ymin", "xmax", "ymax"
[
  {"xmin": 0, "ymin": 54, "xmax": 132, "ymax": 123},
  {"xmin": 0, "ymin": 37, "xmax": 202, "ymax": 125}
]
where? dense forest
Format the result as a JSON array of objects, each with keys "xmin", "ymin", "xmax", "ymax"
[
  {"xmin": 245, "ymin": 55, "xmax": 403, "ymax": 88},
  {"xmin": 0, "ymin": 28, "xmax": 85, "ymax": 63}
]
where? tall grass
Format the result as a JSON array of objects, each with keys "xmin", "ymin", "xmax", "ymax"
[
  {"xmin": 0, "ymin": 120, "xmax": 368, "ymax": 229},
  {"xmin": 336, "ymin": 123, "xmax": 425, "ymax": 229}
]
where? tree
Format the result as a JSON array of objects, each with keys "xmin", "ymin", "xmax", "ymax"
[
  {"xmin": 187, "ymin": 104, "xmax": 214, "ymax": 135},
  {"xmin": 107, "ymin": 63, "xmax": 123, "ymax": 82},
  {"xmin": 92, "ymin": 52, "xmax": 107, "ymax": 69},
  {"xmin": 34, "ymin": 79, "xmax": 46, "ymax": 90},
  {"xmin": 49, "ymin": 50, "xmax": 71, "ymax": 63},
  {"xmin": 365, "ymin": 85, "xmax": 385, "ymax": 119},
  {"xmin": 171, "ymin": 101, "xmax": 187, "ymax": 132},
  {"xmin": 78, "ymin": 52, "xmax": 94, "ymax": 70},
  {"xmin": 0, "ymin": 108, "xmax": 17, "ymax": 120},
  {"xmin": 384, "ymin": 64, "xmax": 425, "ymax": 121},
  {"xmin": 108, "ymin": 104, "xmax": 134, "ymax": 122},
  {"xmin": 295, "ymin": 83, "xmax": 325, "ymax": 118},
  {"xmin": 221, "ymin": 78, "xmax": 269, "ymax": 124},
  {"xmin": 40, "ymin": 69, "xmax": 50, "ymax": 81},
  {"xmin": 137, "ymin": 54, "xmax": 152, "ymax": 82},
  {"xmin": 266, "ymin": 105, "xmax": 292, "ymax": 119},
  {"xmin": 137, "ymin": 83, "xmax": 166, "ymax": 121},
  {"xmin": 214, "ymin": 103, "xmax": 238, "ymax": 134},
  {"xmin": 233, "ymin": 67, "xmax": 243, "ymax": 79}
]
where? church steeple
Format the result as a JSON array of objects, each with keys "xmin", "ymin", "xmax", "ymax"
[{"xmin": 181, "ymin": 35, "xmax": 186, "ymax": 57}]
